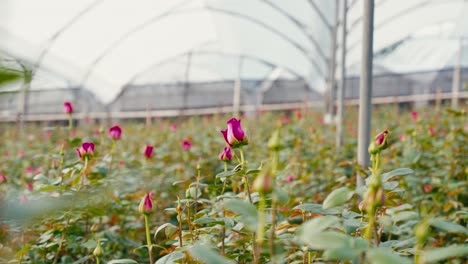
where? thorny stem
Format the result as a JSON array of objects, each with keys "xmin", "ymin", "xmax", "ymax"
[
  {"xmin": 221, "ymin": 161, "xmax": 228, "ymax": 255},
  {"xmin": 80, "ymin": 157, "xmax": 88, "ymax": 189},
  {"xmin": 108, "ymin": 140, "xmax": 117, "ymax": 175},
  {"xmin": 239, "ymin": 147, "xmax": 245, "ymax": 169},
  {"xmin": 269, "ymin": 150, "xmax": 279, "ymax": 260},
  {"xmin": 239, "ymin": 148, "xmax": 253, "ymax": 204},
  {"xmin": 52, "ymin": 217, "xmax": 69, "ymax": 264},
  {"xmin": 68, "ymin": 114, "xmax": 73, "ymax": 136},
  {"xmin": 255, "ymin": 193, "xmax": 266, "ymax": 263},
  {"xmin": 144, "ymin": 214, "xmax": 154, "ymax": 264},
  {"xmin": 365, "ymin": 152, "xmax": 382, "ymax": 243},
  {"xmin": 187, "ymin": 200, "xmax": 193, "ymax": 242},
  {"xmin": 176, "ymin": 197, "xmax": 184, "ymax": 248}
]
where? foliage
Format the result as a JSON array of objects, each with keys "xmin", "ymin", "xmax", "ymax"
[{"xmin": 0, "ymin": 105, "xmax": 466, "ymax": 263}]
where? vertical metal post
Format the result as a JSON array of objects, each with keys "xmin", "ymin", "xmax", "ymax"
[
  {"xmin": 233, "ymin": 57, "xmax": 244, "ymax": 117},
  {"xmin": 327, "ymin": 0, "xmax": 339, "ymax": 119},
  {"xmin": 17, "ymin": 67, "xmax": 32, "ymax": 131},
  {"xmin": 183, "ymin": 52, "xmax": 192, "ymax": 110},
  {"xmin": 452, "ymin": 38, "xmax": 463, "ymax": 109},
  {"xmin": 357, "ymin": 0, "xmax": 374, "ymax": 188},
  {"xmin": 336, "ymin": 0, "xmax": 347, "ymax": 150}
]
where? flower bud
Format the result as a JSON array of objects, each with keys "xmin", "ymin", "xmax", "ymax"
[
  {"xmin": 267, "ymin": 129, "xmax": 282, "ymax": 151},
  {"xmin": 369, "ymin": 129, "xmax": 390, "ymax": 154},
  {"xmin": 76, "ymin": 142, "xmax": 95, "ymax": 160},
  {"xmin": 0, "ymin": 174, "xmax": 7, "ymax": 184},
  {"xmin": 221, "ymin": 118, "xmax": 248, "ymax": 148},
  {"xmin": 93, "ymin": 240, "xmax": 103, "ymax": 257},
  {"xmin": 285, "ymin": 175, "xmax": 294, "ymax": 183},
  {"xmin": 144, "ymin": 145, "xmax": 154, "ymax": 159},
  {"xmin": 411, "ymin": 111, "xmax": 419, "ymax": 122},
  {"xmin": 182, "ymin": 140, "xmax": 192, "ymax": 151},
  {"xmin": 218, "ymin": 147, "xmax": 232, "ymax": 161},
  {"xmin": 109, "ymin": 125, "xmax": 122, "ymax": 140},
  {"xmin": 375, "ymin": 129, "xmax": 389, "ymax": 148},
  {"xmin": 138, "ymin": 192, "xmax": 154, "ymax": 215},
  {"xmin": 252, "ymin": 173, "xmax": 273, "ymax": 194},
  {"xmin": 423, "ymin": 184, "xmax": 432, "ymax": 193},
  {"xmin": 63, "ymin": 102, "xmax": 73, "ymax": 114},
  {"xmin": 368, "ymin": 142, "xmax": 378, "ymax": 155}
]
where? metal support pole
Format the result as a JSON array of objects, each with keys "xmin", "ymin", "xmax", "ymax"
[
  {"xmin": 452, "ymin": 38, "xmax": 463, "ymax": 109},
  {"xmin": 357, "ymin": 0, "xmax": 374, "ymax": 188},
  {"xmin": 336, "ymin": 0, "xmax": 347, "ymax": 151},
  {"xmin": 233, "ymin": 57, "xmax": 244, "ymax": 117},
  {"xmin": 327, "ymin": 0, "xmax": 339, "ymax": 119},
  {"xmin": 183, "ymin": 52, "xmax": 192, "ymax": 110},
  {"xmin": 17, "ymin": 67, "xmax": 32, "ymax": 130}
]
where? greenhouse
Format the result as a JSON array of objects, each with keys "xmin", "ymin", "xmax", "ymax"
[{"xmin": 0, "ymin": 1, "xmax": 467, "ymax": 263}]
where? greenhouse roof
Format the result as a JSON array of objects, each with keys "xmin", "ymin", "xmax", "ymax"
[{"xmin": 1, "ymin": 0, "xmax": 467, "ymax": 103}]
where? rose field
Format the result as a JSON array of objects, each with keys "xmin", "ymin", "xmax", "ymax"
[{"xmin": 0, "ymin": 106, "xmax": 467, "ymax": 264}]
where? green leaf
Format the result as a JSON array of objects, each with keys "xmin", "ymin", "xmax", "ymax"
[
  {"xmin": 323, "ymin": 248, "xmax": 360, "ymax": 261},
  {"xmin": 154, "ymin": 223, "xmax": 178, "ymax": 240},
  {"xmin": 423, "ymin": 245, "xmax": 468, "ymax": 263},
  {"xmin": 188, "ymin": 244, "xmax": 235, "ymax": 264},
  {"xmin": 81, "ymin": 240, "xmax": 97, "ymax": 249},
  {"xmin": 299, "ymin": 231, "xmax": 351, "ymax": 250},
  {"xmin": 381, "ymin": 168, "xmax": 413, "ymax": 182},
  {"xmin": 156, "ymin": 252, "xmax": 185, "ymax": 264},
  {"xmin": 392, "ymin": 211, "xmax": 419, "ymax": 223},
  {"xmin": 274, "ymin": 186, "xmax": 289, "ymax": 205},
  {"xmin": 245, "ymin": 169, "xmax": 261, "ymax": 175},
  {"xmin": 224, "ymin": 200, "xmax": 258, "ymax": 231},
  {"xmin": 107, "ymin": 259, "xmax": 138, "ymax": 264},
  {"xmin": 0, "ymin": 70, "xmax": 21, "ymax": 86},
  {"xmin": 193, "ymin": 217, "xmax": 225, "ymax": 225},
  {"xmin": 366, "ymin": 248, "xmax": 411, "ymax": 264},
  {"xmin": 429, "ymin": 219, "xmax": 468, "ymax": 234},
  {"xmin": 322, "ymin": 187, "xmax": 354, "ymax": 210},
  {"xmin": 216, "ymin": 170, "xmax": 239, "ymax": 179},
  {"xmin": 298, "ymin": 216, "xmax": 340, "ymax": 234},
  {"xmin": 293, "ymin": 203, "xmax": 340, "ymax": 215}
]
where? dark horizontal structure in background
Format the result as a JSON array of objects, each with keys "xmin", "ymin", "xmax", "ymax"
[{"xmin": 0, "ymin": 67, "xmax": 467, "ymax": 122}]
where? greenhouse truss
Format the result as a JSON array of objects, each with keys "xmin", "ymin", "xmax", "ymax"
[{"xmin": 0, "ymin": 0, "xmax": 467, "ymax": 117}]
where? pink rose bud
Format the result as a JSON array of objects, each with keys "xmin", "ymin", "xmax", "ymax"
[
  {"xmin": 144, "ymin": 145, "xmax": 154, "ymax": 159},
  {"xmin": 182, "ymin": 140, "xmax": 192, "ymax": 151},
  {"xmin": 118, "ymin": 161, "xmax": 125, "ymax": 167},
  {"xmin": 399, "ymin": 134, "xmax": 405, "ymax": 142},
  {"xmin": 170, "ymin": 124, "xmax": 178, "ymax": 131},
  {"xmin": 221, "ymin": 118, "xmax": 248, "ymax": 148},
  {"xmin": 428, "ymin": 128, "xmax": 435, "ymax": 136},
  {"xmin": 218, "ymin": 147, "xmax": 232, "ymax": 161},
  {"xmin": 18, "ymin": 151, "xmax": 25, "ymax": 158},
  {"xmin": 76, "ymin": 142, "xmax": 95, "ymax": 160},
  {"xmin": 27, "ymin": 182, "xmax": 33, "ymax": 191},
  {"xmin": 138, "ymin": 192, "xmax": 154, "ymax": 215},
  {"xmin": 285, "ymin": 175, "xmax": 294, "ymax": 183},
  {"xmin": 109, "ymin": 125, "xmax": 122, "ymax": 140},
  {"xmin": 26, "ymin": 166, "xmax": 34, "ymax": 174},
  {"xmin": 0, "ymin": 174, "xmax": 7, "ymax": 184},
  {"xmin": 4, "ymin": 151, "xmax": 9, "ymax": 157},
  {"xmin": 64, "ymin": 102, "xmax": 73, "ymax": 114},
  {"xmin": 424, "ymin": 184, "xmax": 432, "ymax": 193},
  {"xmin": 411, "ymin": 111, "xmax": 419, "ymax": 121},
  {"xmin": 375, "ymin": 129, "xmax": 389, "ymax": 147}
]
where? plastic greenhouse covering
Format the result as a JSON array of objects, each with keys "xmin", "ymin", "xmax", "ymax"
[{"xmin": 1, "ymin": 0, "xmax": 467, "ymax": 104}]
